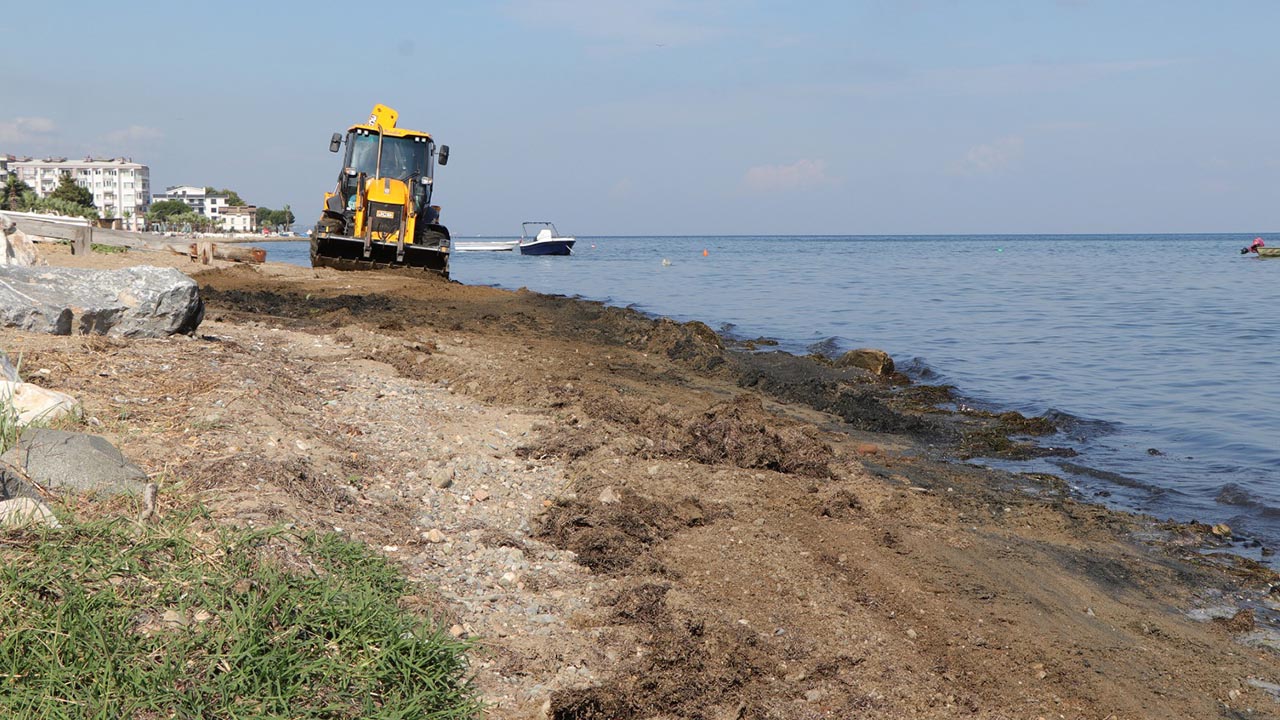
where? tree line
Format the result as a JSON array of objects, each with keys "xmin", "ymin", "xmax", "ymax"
[
  {"xmin": 149, "ymin": 187, "xmax": 293, "ymax": 232},
  {"xmin": 3, "ymin": 174, "xmax": 100, "ymax": 220},
  {"xmin": 1, "ymin": 174, "xmax": 294, "ymax": 232}
]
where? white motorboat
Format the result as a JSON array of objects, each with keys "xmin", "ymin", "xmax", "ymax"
[
  {"xmin": 453, "ymin": 239, "xmax": 518, "ymax": 252},
  {"xmin": 519, "ymin": 222, "xmax": 575, "ymax": 256}
]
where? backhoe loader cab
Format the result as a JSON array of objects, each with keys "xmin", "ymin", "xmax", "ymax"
[{"xmin": 311, "ymin": 104, "xmax": 453, "ymax": 276}]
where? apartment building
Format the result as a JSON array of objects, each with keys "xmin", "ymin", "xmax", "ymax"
[
  {"xmin": 219, "ymin": 204, "xmax": 258, "ymax": 233},
  {"xmin": 9, "ymin": 156, "xmax": 151, "ymax": 229},
  {"xmin": 150, "ymin": 185, "xmax": 229, "ymax": 219}
]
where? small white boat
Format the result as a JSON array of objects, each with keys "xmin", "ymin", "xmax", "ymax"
[
  {"xmin": 519, "ymin": 222, "xmax": 575, "ymax": 256},
  {"xmin": 453, "ymin": 239, "xmax": 518, "ymax": 252}
]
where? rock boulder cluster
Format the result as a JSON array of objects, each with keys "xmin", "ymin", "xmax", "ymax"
[
  {"xmin": 2, "ymin": 220, "xmax": 161, "ymax": 525},
  {"xmin": 0, "ymin": 230, "xmax": 193, "ymax": 527}
]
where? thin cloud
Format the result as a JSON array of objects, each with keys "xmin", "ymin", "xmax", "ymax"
[
  {"xmin": 1035, "ymin": 120, "xmax": 1094, "ymax": 133},
  {"xmin": 0, "ymin": 116, "xmax": 57, "ymax": 145},
  {"xmin": 928, "ymin": 59, "xmax": 1180, "ymax": 96},
  {"xmin": 102, "ymin": 125, "xmax": 164, "ymax": 146},
  {"xmin": 610, "ymin": 177, "xmax": 634, "ymax": 199},
  {"xmin": 1199, "ymin": 178, "xmax": 1232, "ymax": 195},
  {"xmin": 502, "ymin": 0, "xmax": 727, "ymax": 48},
  {"xmin": 742, "ymin": 159, "xmax": 832, "ymax": 192},
  {"xmin": 953, "ymin": 136, "xmax": 1024, "ymax": 176},
  {"xmin": 795, "ymin": 58, "xmax": 1181, "ymax": 100}
]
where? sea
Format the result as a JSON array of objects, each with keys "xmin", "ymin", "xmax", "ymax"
[{"xmin": 268, "ymin": 234, "xmax": 1280, "ymax": 559}]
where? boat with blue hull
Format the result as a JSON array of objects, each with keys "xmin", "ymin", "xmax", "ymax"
[{"xmin": 519, "ymin": 222, "xmax": 575, "ymax": 256}]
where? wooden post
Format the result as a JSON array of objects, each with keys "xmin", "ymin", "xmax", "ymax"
[{"xmin": 71, "ymin": 223, "xmax": 91, "ymax": 256}]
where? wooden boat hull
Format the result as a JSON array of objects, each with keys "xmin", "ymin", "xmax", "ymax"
[{"xmin": 1256, "ymin": 246, "xmax": 1280, "ymax": 258}]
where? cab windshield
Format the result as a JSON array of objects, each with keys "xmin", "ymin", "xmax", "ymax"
[{"xmin": 347, "ymin": 131, "xmax": 431, "ymax": 180}]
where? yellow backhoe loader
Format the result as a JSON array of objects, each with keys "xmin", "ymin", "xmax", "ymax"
[{"xmin": 311, "ymin": 104, "xmax": 452, "ymax": 276}]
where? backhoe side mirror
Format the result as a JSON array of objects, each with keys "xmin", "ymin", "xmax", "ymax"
[
  {"xmin": 329, "ymin": 133, "xmax": 342, "ymax": 153},
  {"xmin": 438, "ymin": 145, "xmax": 449, "ymax": 166}
]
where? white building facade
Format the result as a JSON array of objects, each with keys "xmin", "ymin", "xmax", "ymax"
[
  {"xmin": 219, "ymin": 205, "xmax": 257, "ymax": 233},
  {"xmin": 151, "ymin": 185, "xmax": 229, "ymax": 219},
  {"xmin": 10, "ymin": 157, "xmax": 151, "ymax": 229}
]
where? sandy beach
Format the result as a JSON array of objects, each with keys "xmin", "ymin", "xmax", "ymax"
[{"xmin": 3, "ymin": 245, "xmax": 1278, "ymax": 719}]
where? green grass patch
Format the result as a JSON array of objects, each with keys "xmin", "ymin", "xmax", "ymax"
[
  {"xmin": 0, "ymin": 397, "xmax": 19, "ymax": 455},
  {"xmin": 1, "ymin": 352, "xmax": 20, "ymax": 455},
  {"xmin": 90, "ymin": 243, "xmax": 129, "ymax": 254},
  {"xmin": 0, "ymin": 512, "xmax": 480, "ymax": 719}
]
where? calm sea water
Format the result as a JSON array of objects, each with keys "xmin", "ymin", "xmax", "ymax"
[{"xmin": 269, "ymin": 235, "xmax": 1280, "ymax": 555}]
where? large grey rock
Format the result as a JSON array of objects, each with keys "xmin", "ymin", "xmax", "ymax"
[
  {"xmin": 0, "ymin": 265, "xmax": 203, "ymax": 337},
  {"xmin": 1, "ymin": 428, "xmax": 148, "ymax": 497}
]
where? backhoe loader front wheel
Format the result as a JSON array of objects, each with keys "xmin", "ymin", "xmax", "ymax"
[{"xmin": 316, "ymin": 214, "xmax": 346, "ymax": 235}]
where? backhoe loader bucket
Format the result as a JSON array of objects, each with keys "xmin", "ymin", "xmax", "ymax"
[{"xmin": 310, "ymin": 231, "xmax": 450, "ymax": 276}]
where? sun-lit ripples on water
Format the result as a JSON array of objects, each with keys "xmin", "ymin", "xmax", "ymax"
[{"xmin": 270, "ymin": 235, "xmax": 1280, "ymax": 556}]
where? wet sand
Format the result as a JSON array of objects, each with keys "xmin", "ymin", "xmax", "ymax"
[{"xmin": 3, "ymin": 245, "xmax": 1278, "ymax": 718}]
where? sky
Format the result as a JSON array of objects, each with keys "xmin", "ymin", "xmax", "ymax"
[{"xmin": 2, "ymin": 1, "xmax": 1278, "ymax": 235}]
